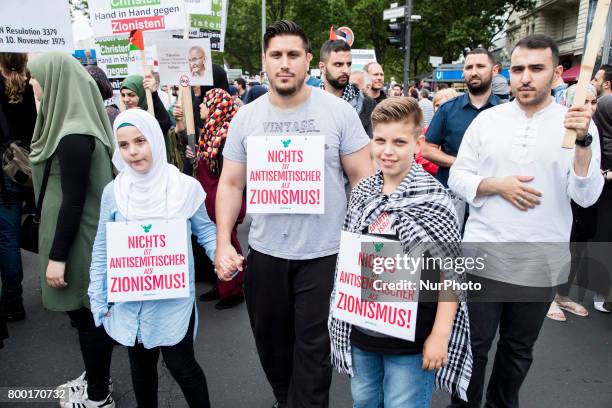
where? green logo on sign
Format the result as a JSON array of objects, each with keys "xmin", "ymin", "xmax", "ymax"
[
  {"xmin": 281, "ymin": 139, "xmax": 292, "ymax": 148},
  {"xmin": 373, "ymin": 243, "xmax": 384, "ymax": 252},
  {"xmin": 141, "ymin": 224, "xmax": 153, "ymax": 233}
]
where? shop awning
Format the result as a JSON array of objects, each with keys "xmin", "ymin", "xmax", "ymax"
[{"xmin": 562, "ymin": 65, "xmax": 580, "ymax": 82}]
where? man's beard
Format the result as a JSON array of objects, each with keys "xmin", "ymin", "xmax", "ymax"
[
  {"xmin": 326, "ymin": 72, "xmax": 349, "ymax": 91},
  {"xmin": 466, "ymin": 76, "xmax": 492, "ymax": 96},
  {"xmin": 272, "ymin": 74, "xmax": 305, "ymax": 97}
]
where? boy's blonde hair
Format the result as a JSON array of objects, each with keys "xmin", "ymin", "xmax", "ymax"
[{"xmin": 371, "ymin": 97, "xmax": 423, "ymax": 134}]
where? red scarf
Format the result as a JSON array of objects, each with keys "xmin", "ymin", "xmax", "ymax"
[{"xmin": 197, "ymin": 88, "xmax": 239, "ymax": 176}]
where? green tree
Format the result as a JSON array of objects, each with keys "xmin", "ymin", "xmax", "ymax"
[{"xmin": 223, "ymin": 0, "xmax": 534, "ymax": 80}]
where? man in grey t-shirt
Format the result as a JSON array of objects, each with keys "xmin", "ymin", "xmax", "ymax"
[{"xmin": 215, "ymin": 21, "xmax": 372, "ymax": 408}]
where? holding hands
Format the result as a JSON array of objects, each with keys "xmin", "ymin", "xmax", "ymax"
[{"xmin": 214, "ymin": 243, "xmax": 244, "ymax": 281}]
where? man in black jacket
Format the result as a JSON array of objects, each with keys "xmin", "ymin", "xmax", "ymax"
[{"xmin": 318, "ymin": 40, "xmax": 376, "ymax": 138}]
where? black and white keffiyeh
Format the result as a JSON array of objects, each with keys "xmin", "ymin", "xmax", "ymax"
[
  {"xmin": 328, "ymin": 163, "xmax": 473, "ymax": 401},
  {"xmin": 319, "ymin": 82, "xmax": 359, "ymax": 103}
]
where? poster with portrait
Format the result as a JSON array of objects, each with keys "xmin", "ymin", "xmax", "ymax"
[{"xmin": 155, "ymin": 38, "xmax": 213, "ymax": 86}]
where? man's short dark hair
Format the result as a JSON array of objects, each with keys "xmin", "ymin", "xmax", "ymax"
[
  {"xmin": 465, "ymin": 48, "xmax": 494, "ymax": 64},
  {"xmin": 511, "ymin": 34, "xmax": 559, "ymax": 66},
  {"xmin": 235, "ymin": 77, "xmax": 246, "ymax": 89},
  {"xmin": 320, "ymin": 40, "xmax": 351, "ymax": 63},
  {"xmin": 263, "ymin": 20, "xmax": 311, "ymax": 53},
  {"xmin": 393, "ymin": 84, "xmax": 403, "ymax": 91},
  {"xmin": 598, "ymin": 64, "xmax": 612, "ymax": 84}
]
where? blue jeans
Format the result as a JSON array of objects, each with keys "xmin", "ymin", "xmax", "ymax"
[
  {"xmin": 0, "ymin": 175, "xmax": 23, "ymax": 302},
  {"xmin": 351, "ymin": 345, "xmax": 435, "ymax": 408}
]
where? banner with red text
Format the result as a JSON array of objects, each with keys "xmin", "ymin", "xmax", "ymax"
[
  {"xmin": 106, "ymin": 218, "xmax": 189, "ymax": 302},
  {"xmin": 331, "ymin": 231, "xmax": 420, "ymax": 341},
  {"xmin": 89, "ymin": 0, "xmax": 186, "ymax": 38},
  {"xmin": 246, "ymin": 135, "xmax": 325, "ymax": 214}
]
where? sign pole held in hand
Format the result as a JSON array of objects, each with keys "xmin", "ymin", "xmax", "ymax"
[
  {"xmin": 182, "ymin": 15, "xmax": 197, "ymax": 156},
  {"xmin": 563, "ymin": 0, "xmax": 611, "ymax": 148},
  {"xmin": 128, "ymin": 30, "xmax": 155, "ymax": 116}
]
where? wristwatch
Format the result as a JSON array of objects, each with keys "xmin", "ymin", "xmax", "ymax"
[{"xmin": 575, "ymin": 132, "xmax": 593, "ymax": 147}]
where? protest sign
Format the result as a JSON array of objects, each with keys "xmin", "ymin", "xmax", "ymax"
[
  {"xmin": 95, "ymin": 35, "xmax": 145, "ymax": 78},
  {"xmin": 88, "ymin": 0, "xmax": 186, "ymax": 37},
  {"xmin": 247, "ymin": 135, "xmax": 325, "ymax": 214},
  {"xmin": 331, "ymin": 231, "xmax": 420, "ymax": 341},
  {"xmin": 351, "ymin": 49, "xmax": 377, "ymax": 71},
  {"xmin": 188, "ymin": 0, "xmax": 227, "ymax": 52},
  {"xmin": 185, "ymin": 0, "xmax": 213, "ymax": 15},
  {"xmin": 0, "ymin": 0, "xmax": 74, "ymax": 53},
  {"xmin": 156, "ymin": 39, "xmax": 213, "ymax": 86},
  {"xmin": 106, "ymin": 219, "xmax": 189, "ymax": 302}
]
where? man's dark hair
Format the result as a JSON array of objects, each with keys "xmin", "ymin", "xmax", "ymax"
[
  {"xmin": 598, "ymin": 64, "xmax": 612, "ymax": 84},
  {"xmin": 235, "ymin": 77, "xmax": 246, "ymax": 89},
  {"xmin": 263, "ymin": 20, "xmax": 311, "ymax": 53},
  {"xmin": 512, "ymin": 34, "xmax": 559, "ymax": 66},
  {"xmin": 320, "ymin": 40, "xmax": 351, "ymax": 63},
  {"xmin": 465, "ymin": 48, "xmax": 494, "ymax": 64},
  {"xmin": 393, "ymin": 83, "xmax": 403, "ymax": 91}
]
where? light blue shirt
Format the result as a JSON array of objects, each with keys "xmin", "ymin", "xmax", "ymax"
[{"xmin": 88, "ymin": 182, "xmax": 217, "ymax": 348}]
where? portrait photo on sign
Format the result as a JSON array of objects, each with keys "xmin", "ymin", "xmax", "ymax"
[{"xmin": 155, "ymin": 38, "xmax": 213, "ymax": 86}]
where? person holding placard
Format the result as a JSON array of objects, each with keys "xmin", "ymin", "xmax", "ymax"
[
  {"xmin": 88, "ymin": 109, "xmax": 218, "ymax": 408},
  {"xmin": 120, "ymin": 74, "xmax": 173, "ymax": 135},
  {"xmin": 27, "ymin": 52, "xmax": 115, "ymax": 408},
  {"xmin": 181, "ymin": 88, "xmax": 246, "ymax": 309},
  {"xmin": 328, "ymin": 98, "xmax": 472, "ymax": 407},
  {"xmin": 216, "ymin": 21, "xmax": 372, "ymax": 408}
]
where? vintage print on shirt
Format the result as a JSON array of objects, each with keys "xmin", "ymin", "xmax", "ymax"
[{"xmin": 247, "ymin": 135, "xmax": 325, "ymax": 214}]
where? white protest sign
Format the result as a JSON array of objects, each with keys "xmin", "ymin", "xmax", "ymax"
[
  {"xmin": 95, "ymin": 35, "xmax": 145, "ymax": 78},
  {"xmin": 188, "ymin": 0, "xmax": 227, "ymax": 52},
  {"xmin": 185, "ymin": 0, "xmax": 213, "ymax": 15},
  {"xmin": 155, "ymin": 38, "xmax": 213, "ymax": 86},
  {"xmin": 0, "ymin": 0, "xmax": 74, "ymax": 53},
  {"xmin": 247, "ymin": 135, "xmax": 325, "ymax": 214},
  {"xmin": 331, "ymin": 231, "xmax": 420, "ymax": 341},
  {"xmin": 88, "ymin": 0, "xmax": 186, "ymax": 37},
  {"xmin": 351, "ymin": 49, "xmax": 377, "ymax": 71},
  {"xmin": 106, "ymin": 219, "xmax": 190, "ymax": 302}
]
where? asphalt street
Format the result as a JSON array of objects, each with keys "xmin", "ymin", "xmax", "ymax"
[{"xmin": 1, "ymin": 219, "xmax": 611, "ymax": 407}]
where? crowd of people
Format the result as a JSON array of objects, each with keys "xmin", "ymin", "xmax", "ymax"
[{"xmin": 0, "ymin": 18, "xmax": 610, "ymax": 408}]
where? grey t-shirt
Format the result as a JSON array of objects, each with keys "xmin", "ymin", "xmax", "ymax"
[{"xmin": 223, "ymin": 88, "xmax": 370, "ymax": 260}]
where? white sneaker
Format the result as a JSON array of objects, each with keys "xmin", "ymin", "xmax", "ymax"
[
  {"xmin": 594, "ymin": 293, "xmax": 611, "ymax": 313},
  {"xmin": 82, "ymin": 394, "xmax": 115, "ymax": 408},
  {"xmin": 60, "ymin": 391, "xmax": 115, "ymax": 408},
  {"xmin": 57, "ymin": 373, "xmax": 114, "ymax": 408}
]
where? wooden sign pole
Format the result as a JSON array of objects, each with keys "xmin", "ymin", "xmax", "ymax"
[
  {"xmin": 140, "ymin": 49, "xmax": 155, "ymax": 116},
  {"xmin": 182, "ymin": 14, "xmax": 197, "ymax": 155},
  {"xmin": 563, "ymin": 0, "xmax": 611, "ymax": 148}
]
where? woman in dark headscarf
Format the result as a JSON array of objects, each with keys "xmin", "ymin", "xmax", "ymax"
[
  {"xmin": 120, "ymin": 74, "xmax": 172, "ymax": 135},
  {"xmin": 85, "ymin": 65, "xmax": 120, "ymax": 126}
]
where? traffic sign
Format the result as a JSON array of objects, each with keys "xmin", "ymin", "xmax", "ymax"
[
  {"xmin": 384, "ymin": 6, "xmax": 405, "ymax": 20},
  {"xmin": 429, "ymin": 56, "xmax": 443, "ymax": 67}
]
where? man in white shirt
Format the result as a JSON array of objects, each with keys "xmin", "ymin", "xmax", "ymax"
[{"xmin": 448, "ymin": 34, "xmax": 603, "ymax": 408}]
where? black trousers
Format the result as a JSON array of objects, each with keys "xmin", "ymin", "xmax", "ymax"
[
  {"xmin": 127, "ymin": 310, "xmax": 210, "ymax": 408},
  {"xmin": 244, "ymin": 249, "xmax": 337, "ymax": 408},
  {"xmin": 450, "ymin": 300, "xmax": 552, "ymax": 408},
  {"xmin": 66, "ymin": 308, "xmax": 114, "ymax": 401}
]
